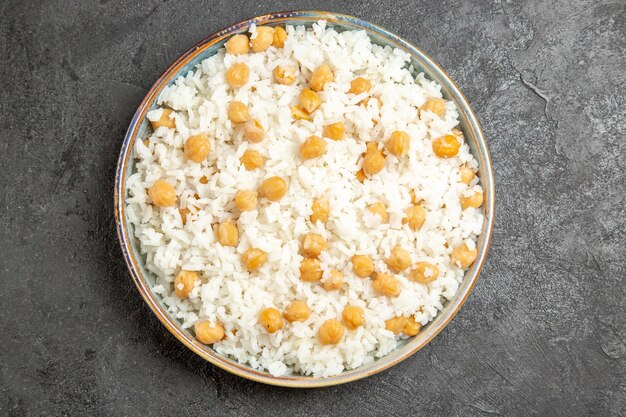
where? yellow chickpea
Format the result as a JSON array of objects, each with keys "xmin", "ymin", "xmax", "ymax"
[
  {"xmin": 259, "ymin": 176, "xmax": 287, "ymax": 201},
  {"xmin": 368, "ymin": 202, "xmax": 388, "ymax": 223},
  {"xmin": 240, "ymin": 149, "xmax": 264, "ymax": 170},
  {"xmin": 251, "ymin": 26, "xmax": 274, "ymax": 52},
  {"xmin": 215, "ymin": 220, "xmax": 238, "ymax": 247},
  {"xmin": 387, "ymin": 130, "xmax": 410, "ymax": 157},
  {"xmin": 403, "ymin": 204, "xmax": 426, "ymax": 231},
  {"xmin": 363, "ymin": 152, "xmax": 385, "ymax": 175},
  {"xmin": 403, "ymin": 317, "xmax": 422, "ymax": 336},
  {"xmin": 460, "ymin": 190, "xmax": 483, "ymax": 209},
  {"xmin": 242, "ymin": 247, "xmax": 267, "ymax": 271},
  {"xmin": 194, "ymin": 321, "xmax": 225, "ymax": 344},
  {"xmin": 234, "ymin": 190, "xmax": 258, "ymax": 211},
  {"xmin": 151, "ymin": 108, "xmax": 176, "ymax": 130},
  {"xmin": 410, "ymin": 262, "xmax": 440, "ymax": 284},
  {"xmin": 460, "ymin": 165, "xmax": 476, "ymax": 185},
  {"xmin": 355, "ymin": 168, "xmax": 366, "ymax": 183},
  {"xmin": 310, "ymin": 198, "xmax": 329, "ymax": 224},
  {"xmin": 226, "ymin": 63, "xmax": 249, "ymax": 88},
  {"xmin": 259, "ymin": 307, "xmax": 283, "ymax": 333},
  {"xmin": 272, "ymin": 26, "xmax": 287, "ymax": 48},
  {"xmin": 184, "ymin": 133, "xmax": 211, "ymax": 163},
  {"xmin": 228, "ymin": 101, "xmax": 250, "ymax": 124},
  {"xmin": 349, "ymin": 77, "xmax": 371, "ymax": 95},
  {"xmin": 226, "ymin": 34, "xmax": 250, "ymax": 55},
  {"xmin": 432, "ymin": 134, "xmax": 461, "ymax": 158},
  {"xmin": 385, "ymin": 316, "xmax": 407, "ymax": 334},
  {"xmin": 351, "ymin": 255, "xmax": 374, "ymax": 278},
  {"xmin": 373, "ymin": 273, "xmax": 400, "ymax": 297},
  {"xmin": 243, "ymin": 119, "xmax": 265, "ymax": 143},
  {"xmin": 290, "ymin": 105, "xmax": 312, "ymax": 121},
  {"xmin": 283, "ymin": 300, "xmax": 311, "ymax": 323},
  {"xmin": 323, "ymin": 122, "xmax": 345, "ymax": 141},
  {"xmin": 174, "ymin": 270, "xmax": 199, "ymax": 299},
  {"xmin": 386, "ymin": 246, "xmax": 411, "ymax": 272},
  {"xmin": 318, "ymin": 319, "xmax": 344, "ymax": 345},
  {"xmin": 148, "ymin": 179, "xmax": 177, "ymax": 207},
  {"xmin": 301, "ymin": 233, "xmax": 327, "ymax": 258},
  {"xmin": 342, "ymin": 306, "xmax": 365, "ymax": 330},
  {"xmin": 450, "ymin": 243, "xmax": 478, "ymax": 269},
  {"xmin": 300, "ymin": 135, "xmax": 327, "ymax": 160},
  {"xmin": 323, "ymin": 269, "xmax": 343, "ymax": 291},
  {"xmin": 300, "ymin": 257, "xmax": 322, "ymax": 282},
  {"xmin": 309, "ymin": 64, "xmax": 334, "ymax": 91},
  {"xmin": 421, "ymin": 97, "xmax": 446, "ymax": 116},
  {"xmin": 199, "ymin": 176, "xmax": 209, "ymax": 184},
  {"xmin": 273, "ymin": 66, "xmax": 297, "ymax": 85},
  {"xmin": 300, "ymin": 88, "xmax": 321, "ymax": 113}
]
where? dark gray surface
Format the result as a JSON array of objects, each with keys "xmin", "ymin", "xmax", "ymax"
[{"xmin": 1, "ymin": 0, "xmax": 624, "ymax": 416}]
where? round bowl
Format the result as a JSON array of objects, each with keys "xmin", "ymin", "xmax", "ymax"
[{"xmin": 114, "ymin": 11, "xmax": 495, "ymax": 388}]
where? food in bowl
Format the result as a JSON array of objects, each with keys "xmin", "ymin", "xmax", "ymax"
[{"xmin": 125, "ymin": 21, "xmax": 483, "ymax": 377}]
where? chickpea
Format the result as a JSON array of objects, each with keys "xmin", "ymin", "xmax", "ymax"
[
  {"xmin": 299, "ymin": 88, "xmax": 321, "ymax": 113},
  {"xmin": 215, "ymin": 220, "xmax": 238, "ymax": 247},
  {"xmin": 228, "ymin": 101, "xmax": 250, "ymax": 124},
  {"xmin": 300, "ymin": 258, "xmax": 323, "ymax": 282},
  {"xmin": 300, "ymin": 135, "xmax": 327, "ymax": 160},
  {"xmin": 148, "ymin": 179, "xmax": 177, "ymax": 207},
  {"xmin": 385, "ymin": 316, "xmax": 407, "ymax": 335},
  {"xmin": 226, "ymin": 34, "xmax": 250, "ymax": 55},
  {"xmin": 386, "ymin": 246, "xmax": 411, "ymax": 272},
  {"xmin": 273, "ymin": 66, "xmax": 297, "ymax": 85},
  {"xmin": 362, "ymin": 152, "xmax": 385, "ymax": 175},
  {"xmin": 310, "ymin": 198, "xmax": 329, "ymax": 224},
  {"xmin": 459, "ymin": 166, "xmax": 476, "ymax": 185},
  {"xmin": 226, "ymin": 63, "xmax": 250, "ymax": 88},
  {"xmin": 410, "ymin": 262, "xmax": 440, "ymax": 284},
  {"xmin": 450, "ymin": 243, "xmax": 477, "ymax": 269},
  {"xmin": 323, "ymin": 269, "xmax": 343, "ymax": 291},
  {"xmin": 240, "ymin": 149, "xmax": 264, "ymax": 170},
  {"xmin": 283, "ymin": 300, "xmax": 311, "ymax": 323},
  {"xmin": 373, "ymin": 273, "xmax": 400, "ymax": 297},
  {"xmin": 432, "ymin": 134, "xmax": 460, "ymax": 158},
  {"xmin": 259, "ymin": 307, "xmax": 283, "ymax": 333},
  {"xmin": 368, "ymin": 202, "xmax": 388, "ymax": 223},
  {"xmin": 151, "ymin": 108, "xmax": 176, "ymax": 130},
  {"xmin": 351, "ymin": 255, "xmax": 374, "ymax": 278},
  {"xmin": 242, "ymin": 247, "xmax": 267, "ymax": 271},
  {"xmin": 199, "ymin": 176, "xmax": 209, "ymax": 184},
  {"xmin": 403, "ymin": 317, "xmax": 422, "ymax": 336},
  {"xmin": 259, "ymin": 176, "xmax": 287, "ymax": 201},
  {"xmin": 318, "ymin": 319, "xmax": 344, "ymax": 345},
  {"xmin": 243, "ymin": 119, "xmax": 265, "ymax": 143},
  {"xmin": 184, "ymin": 133, "xmax": 211, "ymax": 163},
  {"xmin": 251, "ymin": 26, "xmax": 274, "ymax": 52},
  {"xmin": 355, "ymin": 168, "xmax": 366, "ymax": 183},
  {"xmin": 403, "ymin": 205, "xmax": 426, "ymax": 231},
  {"xmin": 194, "ymin": 321, "xmax": 225, "ymax": 344},
  {"xmin": 323, "ymin": 122, "xmax": 345, "ymax": 141},
  {"xmin": 421, "ymin": 97, "xmax": 446, "ymax": 117},
  {"xmin": 301, "ymin": 233, "xmax": 327, "ymax": 258},
  {"xmin": 309, "ymin": 64, "xmax": 334, "ymax": 92},
  {"xmin": 349, "ymin": 77, "xmax": 371, "ymax": 95},
  {"xmin": 387, "ymin": 130, "xmax": 410, "ymax": 157},
  {"xmin": 272, "ymin": 26, "xmax": 287, "ymax": 48},
  {"xmin": 460, "ymin": 190, "xmax": 483, "ymax": 209},
  {"xmin": 342, "ymin": 306, "xmax": 365, "ymax": 330},
  {"xmin": 290, "ymin": 105, "xmax": 312, "ymax": 121},
  {"xmin": 174, "ymin": 270, "xmax": 199, "ymax": 299},
  {"xmin": 234, "ymin": 190, "xmax": 258, "ymax": 211}
]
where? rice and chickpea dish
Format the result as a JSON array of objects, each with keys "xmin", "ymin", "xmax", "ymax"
[{"xmin": 125, "ymin": 21, "xmax": 484, "ymax": 377}]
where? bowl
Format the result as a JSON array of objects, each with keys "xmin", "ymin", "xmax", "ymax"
[{"xmin": 114, "ymin": 11, "xmax": 495, "ymax": 388}]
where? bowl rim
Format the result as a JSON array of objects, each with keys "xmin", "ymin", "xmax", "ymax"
[{"xmin": 114, "ymin": 10, "xmax": 495, "ymax": 388}]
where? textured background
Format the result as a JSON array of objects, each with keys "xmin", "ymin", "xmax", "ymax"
[{"xmin": 1, "ymin": 0, "xmax": 624, "ymax": 416}]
